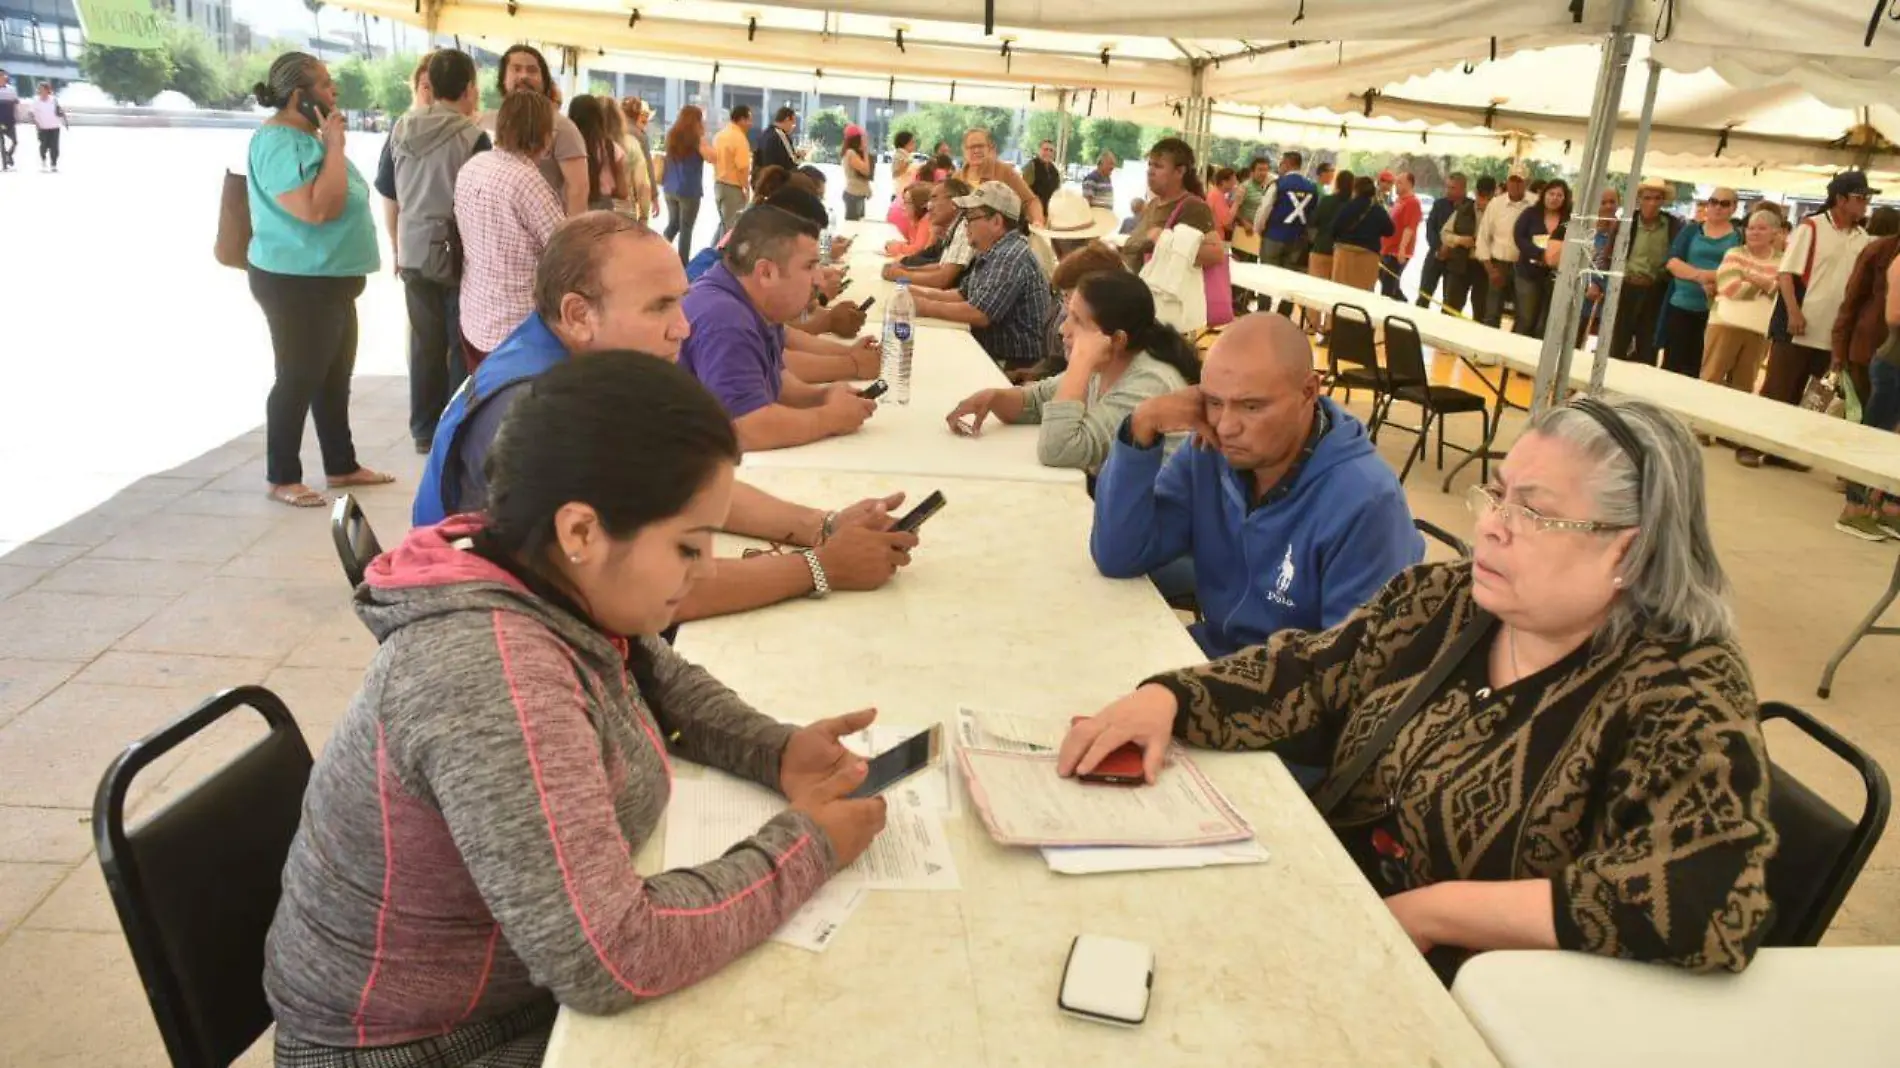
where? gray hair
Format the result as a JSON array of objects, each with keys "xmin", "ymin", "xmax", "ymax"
[
  {"xmin": 254, "ymin": 52, "xmax": 320, "ymax": 111},
  {"xmin": 1524, "ymin": 396, "xmax": 1735, "ymax": 648}
]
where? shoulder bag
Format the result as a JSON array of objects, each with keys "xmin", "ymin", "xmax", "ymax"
[{"xmin": 214, "ymin": 169, "xmax": 251, "ymax": 270}]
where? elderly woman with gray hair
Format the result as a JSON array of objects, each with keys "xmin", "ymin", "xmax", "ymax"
[
  {"xmin": 246, "ymin": 51, "xmax": 392, "ymax": 507},
  {"xmin": 1061, "ymin": 397, "xmax": 1776, "ymax": 979}
]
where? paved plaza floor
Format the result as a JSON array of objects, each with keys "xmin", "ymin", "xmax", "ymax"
[{"xmin": 2, "ymin": 129, "xmax": 1897, "ymax": 1066}]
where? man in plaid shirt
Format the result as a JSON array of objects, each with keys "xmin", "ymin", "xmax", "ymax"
[{"xmin": 908, "ymin": 181, "xmax": 1053, "ymax": 370}]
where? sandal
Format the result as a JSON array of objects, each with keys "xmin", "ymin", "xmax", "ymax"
[
  {"xmin": 325, "ymin": 467, "xmax": 396, "ymax": 490},
  {"xmin": 268, "ymin": 484, "xmax": 329, "ymax": 508}
]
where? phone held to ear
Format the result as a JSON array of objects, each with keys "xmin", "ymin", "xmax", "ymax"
[
  {"xmin": 295, "ymin": 90, "xmax": 329, "ymax": 130},
  {"xmin": 1069, "ymin": 716, "xmax": 1145, "ymax": 786},
  {"xmin": 891, "ymin": 490, "xmax": 946, "ymax": 534}
]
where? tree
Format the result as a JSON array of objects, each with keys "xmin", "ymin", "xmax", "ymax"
[
  {"xmin": 1079, "ymin": 118, "xmax": 1143, "ymax": 168},
  {"xmin": 368, "ymin": 54, "xmax": 416, "ymax": 114},
  {"xmin": 807, "ymin": 106, "xmax": 848, "ymax": 152},
  {"xmin": 588, "ymin": 78, "xmax": 614, "ymax": 99},
  {"xmin": 891, "ymin": 109, "xmax": 946, "ymax": 160},
  {"xmin": 963, "ymin": 105, "xmax": 1014, "ymax": 156},
  {"xmin": 1021, "ymin": 110, "xmax": 1080, "ymax": 166},
  {"xmin": 79, "ymin": 43, "xmax": 174, "ymax": 104},
  {"xmin": 332, "ymin": 55, "xmax": 373, "ymax": 112},
  {"xmin": 165, "ymin": 24, "xmax": 226, "ymax": 105}
]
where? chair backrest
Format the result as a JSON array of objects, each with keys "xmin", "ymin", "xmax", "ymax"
[
  {"xmin": 1328, "ymin": 303, "xmax": 1379, "ymax": 375},
  {"xmin": 1757, "ymin": 700, "xmax": 1890, "ymax": 947},
  {"xmin": 330, "ymin": 493, "xmax": 382, "ymax": 588},
  {"xmin": 1382, "ymin": 315, "xmax": 1431, "ymax": 391},
  {"xmin": 94, "ymin": 686, "xmax": 313, "ymax": 1068},
  {"xmin": 1414, "ymin": 518, "xmax": 1471, "ymax": 559}
]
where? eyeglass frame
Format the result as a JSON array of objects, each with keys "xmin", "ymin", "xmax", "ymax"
[{"xmin": 1465, "ymin": 483, "xmax": 1635, "ymax": 536}]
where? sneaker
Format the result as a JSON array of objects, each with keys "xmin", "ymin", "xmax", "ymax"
[{"xmin": 1835, "ymin": 514, "xmax": 1890, "ymax": 542}]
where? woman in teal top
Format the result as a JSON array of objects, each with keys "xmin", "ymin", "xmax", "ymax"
[
  {"xmin": 1658, "ymin": 187, "xmax": 1742, "ymax": 378},
  {"xmin": 246, "ymin": 52, "xmax": 392, "ymax": 508}
]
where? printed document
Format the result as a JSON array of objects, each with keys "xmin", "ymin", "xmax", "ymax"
[
  {"xmin": 665, "ymin": 770, "xmax": 959, "ymax": 891},
  {"xmin": 954, "ymin": 706, "xmax": 1065, "ymax": 753},
  {"xmin": 1041, "ymin": 840, "xmax": 1270, "ymax": 875},
  {"xmin": 957, "ymin": 748, "xmax": 1253, "ymax": 848}
]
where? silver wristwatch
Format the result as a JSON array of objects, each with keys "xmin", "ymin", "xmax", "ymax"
[{"xmin": 801, "ymin": 549, "xmax": 831, "ymax": 598}]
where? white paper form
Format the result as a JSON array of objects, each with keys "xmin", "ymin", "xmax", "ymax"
[
  {"xmin": 1041, "ymin": 840, "xmax": 1270, "ymax": 876},
  {"xmin": 957, "ymin": 748, "xmax": 1254, "ymax": 848},
  {"xmin": 665, "ymin": 770, "xmax": 960, "ymax": 892},
  {"xmin": 954, "ymin": 707, "xmax": 1065, "ymax": 754},
  {"xmin": 770, "ymin": 881, "xmax": 868, "ymax": 952}
]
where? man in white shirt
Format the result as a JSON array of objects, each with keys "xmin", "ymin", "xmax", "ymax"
[
  {"xmin": 28, "ymin": 81, "xmax": 64, "ymax": 172},
  {"xmin": 1474, "ymin": 163, "xmax": 1535, "ymax": 329},
  {"xmin": 1741, "ymin": 170, "xmax": 1876, "ymax": 468}
]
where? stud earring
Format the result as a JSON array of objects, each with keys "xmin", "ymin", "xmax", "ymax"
[{"xmin": 570, "ymin": 554, "xmax": 582, "ymax": 563}]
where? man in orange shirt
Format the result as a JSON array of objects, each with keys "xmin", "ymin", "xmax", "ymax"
[{"xmin": 712, "ymin": 104, "xmax": 755, "ymax": 245}]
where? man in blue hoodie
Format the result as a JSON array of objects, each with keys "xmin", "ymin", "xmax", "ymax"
[{"xmin": 1091, "ymin": 314, "xmax": 1422, "ymax": 657}]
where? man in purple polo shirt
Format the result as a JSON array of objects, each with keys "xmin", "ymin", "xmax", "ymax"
[{"xmin": 681, "ymin": 205, "xmax": 877, "ymax": 451}]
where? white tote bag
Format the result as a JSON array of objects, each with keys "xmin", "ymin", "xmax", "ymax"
[{"xmin": 1140, "ymin": 222, "xmax": 1208, "ymax": 334}]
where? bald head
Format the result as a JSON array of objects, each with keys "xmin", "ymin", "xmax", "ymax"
[
  {"xmin": 1200, "ymin": 314, "xmax": 1322, "ymax": 479},
  {"xmin": 1207, "ymin": 313, "xmax": 1316, "ymax": 386}
]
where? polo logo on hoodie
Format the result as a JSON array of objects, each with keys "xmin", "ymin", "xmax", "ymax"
[{"xmin": 1268, "ymin": 545, "xmax": 1298, "ymax": 609}]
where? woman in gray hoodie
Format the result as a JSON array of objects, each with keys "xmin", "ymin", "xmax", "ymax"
[{"xmin": 264, "ymin": 352, "xmax": 887, "ymax": 1067}]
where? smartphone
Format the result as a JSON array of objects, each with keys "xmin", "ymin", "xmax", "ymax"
[
  {"xmin": 1070, "ymin": 716, "xmax": 1146, "ymax": 786},
  {"xmin": 891, "ymin": 490, "xmax": 946, "ymax": 534},
  {"xmin": 856, "ymin": 379, "xmax": 889, "ymax": 400},
  {"xmin": 846, "ymin": 723, "xmax": 943, "ymax": 799},
  {"xmin": 295, "ymin": 89, "xmax": 329, "ymax": 129},
  {"xmin": 858, "ymin": 295, "xmax": 877, "ymax": 312}
]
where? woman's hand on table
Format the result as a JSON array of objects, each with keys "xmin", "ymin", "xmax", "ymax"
[
  {"xmin": 1057, "ymin": 684, "xmax": 1179, "ymax": 784},
  {"xmin": 946, "ymin": 389, "xmax": 1003, "ymax": 436}
]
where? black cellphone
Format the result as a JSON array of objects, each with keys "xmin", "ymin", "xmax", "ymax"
[
  {"xmin": 295, "ymin": 90, "xmax": 329, "ymax": 129},
  {"xmin": 846, "ymin": 724, "xmax": 943, "ymax": 799},
  {"xmin": 857, "ymin": 379, "xmax": 889, "ymax": 400},
  {"xmin": 859, "ymin": 295, "xmax": 877, "ymax": 312},
  {"xmin": 892, "ymin": 490, "xmax": 946, "ymax": 534}
]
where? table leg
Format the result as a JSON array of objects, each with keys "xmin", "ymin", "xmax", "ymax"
[
  {"xmin": 1818, "ymin": 552, "xmax": 1900, "ymax": 699},
  {"xmin": 1441, "ymin": 364, "xmax": 1517, "ymax": 493}
]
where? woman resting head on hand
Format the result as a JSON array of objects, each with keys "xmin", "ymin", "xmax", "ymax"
[
  {"xmin": 1061, "ymin": 396, "xmax": 1777, "ymax": 979},
  {"xmin": 264, "ymin": 352, "xmax": 887, "ymax": 1067}
]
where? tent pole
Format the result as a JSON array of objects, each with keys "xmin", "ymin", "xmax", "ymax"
[
  {"xmin": 1187, "ymin": 64, "xmax": 1209, "ymax": 165},
  {"xmin": 1529, "ymin": 0, "xmax": 1635, "ymax": 416},
  {"xmin": 1055, "ymin": 89, "xmax": 1073, "ymax": 166},
  {"xmin": 1588, "ymin": 57, "xmax": 1661, "ymax": 395}
]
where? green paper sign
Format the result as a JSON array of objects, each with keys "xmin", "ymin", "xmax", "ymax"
[{"xmin": 74, "ymin": 0, "xmax": 167, "ymax": 50}]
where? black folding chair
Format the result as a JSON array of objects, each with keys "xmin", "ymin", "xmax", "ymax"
[
  {"xmin": 94, "ymin": 686, "xmax": 313, "ymax": 1068},
  {"xmin": 1414, "ymin": 518, "xmax": 1471, "ymax": 559},
  {"xmin": 330, "ymin": 493, "xmax": 382, "ymax": 588},
  {"xmin": 1758, "ymin": 701, "xmax": 1891, "ymax": 947},
  {"xmin": 1373, "ymin": 315, "xmax": 1491, "ymax": 484},
  {"xmin": 1324, "ymin": 303, "xmax": 1387, "ymax": 413}
]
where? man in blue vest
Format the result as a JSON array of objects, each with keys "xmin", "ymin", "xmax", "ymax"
[
  {"xmin": 1250, "ymin": 151, "xmax": 1319, "ymax": 271},
  {"xmin": 416, "ymin": 211, "xmax": 920, "ymax": 621},
  {"xmin": 1090, "ymin": 313, "xmax": 1422, "ymax": 657}
]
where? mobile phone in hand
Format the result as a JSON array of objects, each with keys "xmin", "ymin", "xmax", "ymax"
[
  {"xmin": 1070, "ymin": 717, "xmax": 1146, "ymax": 786},
  {"xmin": 856, "ymin": 380, "xmax": 889, "ymax": 400},
  {"xmin": 859, "ymin": 296, "xmax": 877, "ymax": 312},
  {"xmin": 892, "ymin": 490, "xmax": 945, "ymax": 534}
]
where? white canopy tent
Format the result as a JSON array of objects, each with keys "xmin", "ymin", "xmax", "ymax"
[{"xmin": 341, "ymin": 0, "xmax": 1900, "ymax": 402}]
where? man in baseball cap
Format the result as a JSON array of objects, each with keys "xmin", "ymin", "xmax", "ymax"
[{"xmin": 908, "ymin": 181, "xmax": 1052, "ymax": 369}]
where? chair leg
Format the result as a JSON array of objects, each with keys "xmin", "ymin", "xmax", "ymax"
[
  {"xmin": 1368, "ymin": 393, "xmax": 1387, "ymax": 442},
  {"xmin": 1399, "ymin": 413, "xmax": 1430, "ymax": 483},
  {"xmin": 1478, "ymin": 410, "xmax": 1492, "ymax": 484},
  {"xmin": 1436, "ymin": 409, "xmax": 1448, "ymax": 469}
]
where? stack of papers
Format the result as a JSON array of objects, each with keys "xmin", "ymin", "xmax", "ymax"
[{"xmin": 956, "ymin": 706, "xmax": 1268, "ymax": 875}]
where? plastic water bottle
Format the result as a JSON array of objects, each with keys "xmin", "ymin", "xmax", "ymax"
[
  {"xmin": 880, "ymin": 281, "xmax": 915, "ymax": 405},
  {"xmin": 819, "ymin": 225, "xmax": 834, "ymax": 266}
]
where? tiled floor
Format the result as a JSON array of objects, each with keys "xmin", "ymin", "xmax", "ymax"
[{"xmin": 3, "ymin": 358, "xmax": 1899, "ymax": 1065}]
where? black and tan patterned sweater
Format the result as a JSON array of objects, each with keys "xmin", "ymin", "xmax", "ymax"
[{"xmin": 1147, "ymin": 561, "xmax": 1777, "ymax": 972}]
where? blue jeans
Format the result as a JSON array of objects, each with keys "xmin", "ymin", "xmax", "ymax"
[{"xmin": 1848, "ymin": 360, "xmax": 1900, "ymax": 505}]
